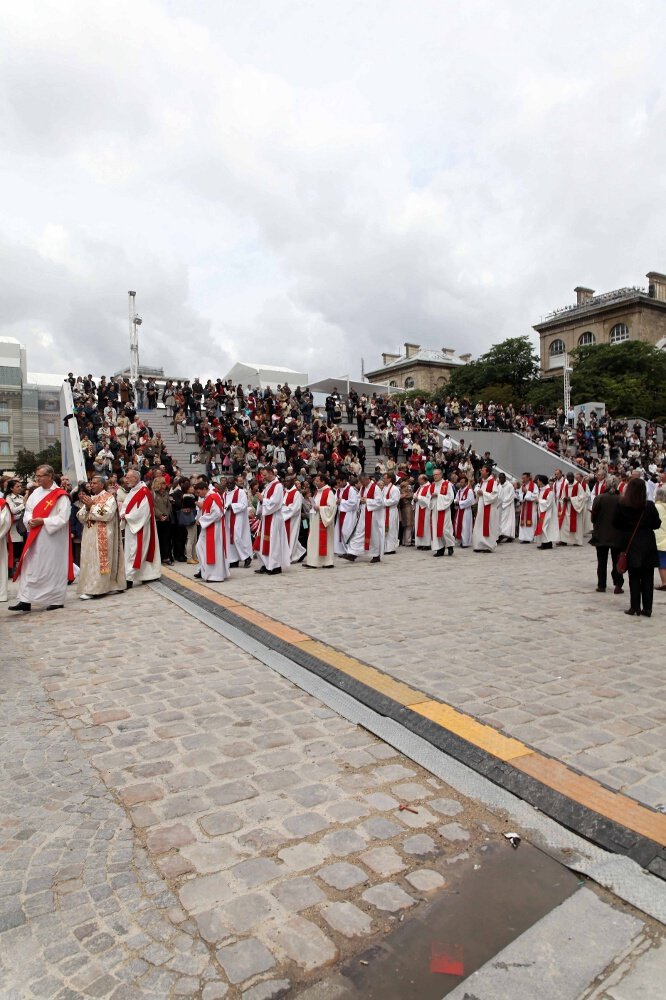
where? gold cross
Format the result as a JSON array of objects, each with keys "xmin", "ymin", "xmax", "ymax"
[{"xmin": 44, "ymin": 499, "xmax": 54, "ymax": 509}]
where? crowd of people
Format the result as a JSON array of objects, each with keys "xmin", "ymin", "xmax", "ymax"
[{"xmin": 1, "ymin": 374, "xmax": 664, "ymax": 618}]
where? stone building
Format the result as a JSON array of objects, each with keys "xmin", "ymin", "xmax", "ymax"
[
  {"xmin": 533, "ymin": 271, "xmax": 666, "ymax": 375},
  {"xmin": 364, "ymin": 343, "xmax": 471, "ymax": 393},
  {"xmin": 0, "ymin": 337, "xmax": 62, "ymax": 470}
]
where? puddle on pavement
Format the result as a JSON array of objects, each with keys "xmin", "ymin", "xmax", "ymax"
[{"xmin": 337, "ymin": 842, "xmax": 580, "ymax": 999}]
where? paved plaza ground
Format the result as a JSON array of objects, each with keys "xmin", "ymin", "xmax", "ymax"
[{"xmin": 1, "ymin": 539, "xmax": 665, "ymax": 998}]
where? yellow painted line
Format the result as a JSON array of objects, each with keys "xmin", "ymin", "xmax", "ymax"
[
  {"xmin": 514, "ymin": 754, "xmax": 666, "ymax": 847},
  {"xmin": 160, "ymin": 568, "xmax": 666, "ymax": 845},
  {"xmin": 299, "ymin": 640, "xmax": 427, "ymax": 707},
  {"xmin": 410, "ymin": 700, "xmax": 533, "ymax": 762}
]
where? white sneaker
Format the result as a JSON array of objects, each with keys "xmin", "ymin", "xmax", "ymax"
[{"xmin": 79, "ymin": 594, "xmax": 93, "ymax": 600}]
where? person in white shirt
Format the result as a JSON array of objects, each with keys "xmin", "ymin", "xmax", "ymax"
[
  {"xmin": 429, "ymin": 468, "xmax": 455, "ymax": 557},
  {"xmin": 497, "ymin": 472, "xmax": 516, "ymax": 543},
  {"xmin": 382, "ymin": 473, "xmax": 401, "ymax": 555}
]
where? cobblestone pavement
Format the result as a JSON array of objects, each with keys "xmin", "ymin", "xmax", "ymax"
[
  {"xmin": 2, "ymin": 586, "xmax": 522, "ymax": 999},
  {"xmin": 169, "ymin": 543, "xmax": 666, "ymax": 811}
]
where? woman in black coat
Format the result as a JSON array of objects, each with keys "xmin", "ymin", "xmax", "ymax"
[{"xmin": 612, "ymin": 478, "xmax": 661, "ymax": 617}]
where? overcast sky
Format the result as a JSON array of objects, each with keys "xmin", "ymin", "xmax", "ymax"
[{"xmin": 1, "ymin": 0, "xmax": 664, "ymax": 383}]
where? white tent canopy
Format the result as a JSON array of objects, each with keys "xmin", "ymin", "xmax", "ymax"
[
  {"xmin": 224, "ymin": 361, "xmax": 308, "ymax": 391},
  {"xmin": 306, "ymin": 376, "xmax": 391, "ymax": 396}
]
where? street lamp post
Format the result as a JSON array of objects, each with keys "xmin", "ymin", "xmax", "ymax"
[
  {"xmin": 128, "ymin": 290, "xmax": 142, "ymax": 384},
  {"xmin": 563, "ymin": 352, "xmax": 572, "ymax": 416}
]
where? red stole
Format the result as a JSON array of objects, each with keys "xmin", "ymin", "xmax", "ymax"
[
  {"xmin": 318, "ymin": 487, "xmax": 332, "ymax": 556},
  {"xmin": 0, "ymin": 498, "xmax": 13, "ymax": 569},
  {"xmin": 534, "ymin": 487, "xmax": 551, "ymax": 536},
  {"xmin": 481, "ymin": 478, "xmax": 495, "ymax": 537},
  {"xmin": 454, "ymin": 487, "xmax": 470, "ymax": 540},
  {"xmin": 433, "ymin": 481, "xmax": 450, "ymax": 537},
  {"xmin": 557, "ymin": 482, "xmax": 569, "ymax": 528},
  {"xmin": 283, "ymin": 487, "xmax": 298, "ymax": 543},
  {"xmin": 415, "ymin": 484, "xmax": 431, "ymax": 538},
  {"xmin": 261, "ymin": 480, "xmax": 279, "ymax": 556},
  {"xmin": 618, "ymin": 481, "xmax": 626, "ymax": 494},
  {"xmin": 384, "ymin": 486, "xmax": 395, "ymax": 531},
  {"xmin": 202, "ymin": 491, "xmax": 224, "ymax": 564},
  {"xmin": 567, "ymin": 483, "xmax": 580, "ymax": 532},
  {"xmin": 363, "ymin": 483, "xmax": 377, "ymax": 550},
  {"xmin": 13, "ymin": 488, "xmax": 74, "ymax": 582},
  {"xmin": 228, "ymin": 487, "xmax": 240, "ymax": 543},
  {"xmin": 337, "ymin": 485, "xmax": 349, "ymax": 540},
  {"xmin": 124, "ymin": 485, "xmax": 156, "ymax": 569},
  {"xmin": 520, "ymin": 482, "xmax": 536, "ymax": 527}
]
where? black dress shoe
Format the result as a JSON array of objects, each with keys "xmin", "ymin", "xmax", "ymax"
[
  {"xmin": 45, "ymin": 605, "xmax": 63, "ymax": 611},
  {"xmin": 243, "ymin": 557, "xmax": 252, "ymax": 568},
  {"xmin": 370, "ymin": 556, "xmax": 380, "ymax": 563},
  {"xmin": 641, "ymin": 610, "xmax": 652, "ymax": 617},
  {"xmin": 8, "ymin": 601, "xmax": 31, "ymax": 612},
  {"xmin": 624, "ymin": 609, "xmax": 638, "ymax": 616},
  {"xmin": 269, "ymin": 567, "xmax": 282, "ymax": 574},
  {"xmin": 126, "ymin": 581, "xmax": 133, "ymax": 589},
  {"xmin": 302, "ymin": 563, "xmax": 316, "ymax": 569},
  {"xmin": 255, "ymin": 566, "xmax": 268, "ymax": 574},
  {"xmin": 447, "ymin": 547, "xmax": 454, "ymax": 556},
  {"xmin": 229, "ymin": 561, "xmax": 239, "ymax": 568},
  {"xmin": 595, "ymin": 587, "xmax": 606, "ymax": 593},
  {"xmin": 193, "ymin": 571, "xmax": 202, "ymax": 579}
]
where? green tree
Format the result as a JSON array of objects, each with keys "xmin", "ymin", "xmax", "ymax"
[
  {"xmin": 445, "ymin": 335, "xmax": 540, "ymax": 401},
  {"xmin": 15, "ymin": 449, "xmax": 37, "ymax": 478},
  {"xmin": 13, "ymin": 441, "xmax": 62, "ymax": 479},
  {"xmin": 570, "ymin": 341, "xmax": 666, "ymax": 419}
]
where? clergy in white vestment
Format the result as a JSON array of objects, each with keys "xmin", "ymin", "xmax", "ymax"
[
  {"xmin": 558, "ymin": 473, "xmax": 587, "ymax": 546},
  {"xmin": 551, "ymin": 469, "xmax": 568, "ymax": 545},
  {"xmin": 0, "ymin": 496, "xmax": 12, "ymax": 602},
  {"xmin": 255, "ymin": 468, "xmax": 290, "ymax": 575},
  {"xmin": 304, "ymin": 474, "xmax": 337, "ymax": 568},
  {"xmin": 194, "ymin": 481, "xmax": 229, "ymax": 582},
  {"xmin": 9, "ymin": 465, "xmax": 73, "ymax": 612},
  {"xmin": 334, "ymin": 474, "xmax": 360, "ymax": 556},
  {"xmin": 223, "ymin": 476, "xmax": 253, "ymax": 567},
  {"xmin": 534, "ymin": 475, "xmax": 559, "ymax": 549},
  {"xmin": 429, "ymin": 469, "xmax": 455, "ymax": 557},
  {"xmin": 497, "ymin": 473, "xmax": 517, "ymax": 542},
  {"xmin": 518, "ymin": 474, "xmax": 539, "ymax": 543},
  {"xmin": 453, "ymin": 475, "xmax": 474, "ymax": 548},
  {"xmin": 346, "ymin": 473, "xmax": 385, "ymax": 562},
  {"xmin": 282, "ymin": 477, "xmax": 306, "ymax": 563},
  {"xmin": 119, "ymin": 470, "xmax": 161, "ymax": 586},
  {"xmin": 413, "ymin": 475, "xmax": 432, "ymax": 549},
  {"xmin": 382, "ymin": 473, "xmax": 401, "ymax": 555},
  {"xmin": 77, "ymin": 475, "xmax": 126, "ymax": 599},
  {"xmin": 472, "ymin": 466, "xmax": 500, "ymax": 552}
]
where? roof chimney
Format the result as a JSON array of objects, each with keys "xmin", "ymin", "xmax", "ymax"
[
  {"xmin": 441, "ymin": 347, "xmax": 456, "ymax": 357},
  {"xmin": 574, "ymin": 286, "xmax": 595, "ymax": 306},
  {"xmin": 381, "ymin": 352, "xmax": 400, "ymax": 366},
  {"xmin": 646, "ymin": 271, "xmax": 666, "ymax": 301},
  {"xmin": 459, "ymin": 353, "xmax": 472, "ymax": 363},
  {"xmin": 404, "ymin": 342, "xmax": 421, "ymax": 358}
]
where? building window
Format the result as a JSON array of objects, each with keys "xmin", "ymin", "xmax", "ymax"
[
  {"xmin": 0, "ymin": 419, "xmax": 9, "ymax": 435},
  {"xmin": 0, "ymin": 441, "xmax": 9, "ymax": 455},
  {"xmin": 578, "ymin": 331, "xmax": 596, "ymax": 346},
  {"xmin": 0, "ymin": 401, "xmax": 7, "ymax": 410},
  {"xmin": 549, "ymin": 339, "xmax": 566, "ymax": 356},
  {"xmin": 609, "ymin": 323, "xmax": 629, "ymax": 344},
  {"xmin": 404, "ymin": 377, "xmax": 415, "ymax": 389},
  {"xmin": 389, "ymin": 380, "xmax": 398, "ymax": 388},
  {"xmin": 47, "ymin": 421, "xmax": 55, "ymax": 436}
]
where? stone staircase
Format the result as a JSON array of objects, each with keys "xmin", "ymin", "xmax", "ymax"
[
  {"xmin": 138, "ymin": 408, "xmax": 206, "ymax": 479},
  {"xmin": 339, "ymin": 420, "xmax": 380, "ymax": 475}
]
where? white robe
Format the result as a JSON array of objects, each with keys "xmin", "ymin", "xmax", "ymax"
[
  {"xmin": 558, "ymin": 482, "xmax": 586, "ymax": 545},
  {"xmin": 282, "ymin": 487, "xmax": 306, "ymax": 563},
  {"xmin": 430, "ymin": 481, "xmax": 454, "ymax": 551},
  {"xmin": 348, "ymin": 482, "xmax": 385, "ymax": 559},
  {"xmin": 453, "ymin": 486, "xmax": 474, "ymax": 548},
  {"xmin": 472, "ymin": 477, "xmax": 500, "ymax": 551},
  {"xmin": 383, "ymin": 484, "xmax": 401, "ymax": 553},
  {"xmin": 76, "ymin": 493, "xmax": 126, "ymax": 596},
  {"xmin": 120, "ymin": 483, "xmax": 162, "ymax": 583},
  {"xmin": 518, "ymin": 482, "xmax": 539, "ymax": 542},
  {"xmin": 334, "ymin": 485, "xmax": 360, "ymax": 555},
  {"xmin": 258, "ymin": 479, "xmax": 290, "ymax": 571},
  {"xmin": 224, "ymin": 487, "xmax": 253, "ymax": 562},
  {"xmin": 196, "ymin": 489, "xmax": 229, "ymax": 581},
  {"xmin": 497, "ymin": 482, "xmax": 516, "ymax": 539},
  {"xmin": 535, "ymin": 486, "xmax": 558, "ymax": 545},
  {"xmin": 0, "ymin": 503, "xmax": 11, "ymax": 602},
  {"xmin": 551, "ymin": 477, "xmax": 568, "ymax": 544},
  {"xmin": 305, "ymin": 487, "xmax": 337, "ymax": 567},
  {"xmin": 413, "ymin": 484, "xmax": 432, "ymax": 548},
  {"xmin": 17, "ymin": 486, "xmax": 71, "ymax": 606}
]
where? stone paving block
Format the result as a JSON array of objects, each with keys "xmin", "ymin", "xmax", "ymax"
[
  {"xmin": 284, "ymin": 812, "xmax": 331, "ymax": 837},
  {"xmin": 120, "ymin": 783, "xmax": 163, "ymax": 807},
  {"xmin": 396, "ymin": 807, "xmax": 437, "ymax": 829},
  {"xmin": 391, "ymin": 782, "xmax": 432, "ymax": 801},
  {"xmin": 262, "ymin": 914, "xmax": 337, "ymax": 972},
  {"xmin": 324, "ymin": 801, "xmax": 370, "ymax": 823},
  {"xmin": 316, "ymin": 862, "xmax": 369, "ymax": 891},
  {"xmin": 271, "ymin": 877, "xmax": 327, "ymax": 912},
  {"xmin": 319, "ymin": 829, "xmax": 368, "ymax": 857},
  {"xmin": 373, "ymin": 764, "xmax": 416, "ymax": 783},
  {"xmin": 361, "ymin": 883, "xmax": 416, "ymax": 913},
  {"xmin": 231, "ymin": 858, "xmax": 283, "ymax": 888},
  {"xmin": 402, "ymin": 834, "xmax": 438, "ymax": 857},
  {"xmin": 363, "ymin": 792, "xmax": 400, "ymax": 811},
  {"xmin": 216, "ymin": 937, "xmax": 276, "ymax": 984},
  {"xmin": 277, "ymin": 843, "xmax": 331, "ymax": 872},
  {"xmin": 194, "ymin": 908, "xmax": 233, "ymax": 945},
  {"xmin": 199, "ymin": 812, "xmax": 243, "ymax": 837},
  {"xmin": 146, "ymin": 823, "xmax": 196, "ymax": 855},
  {"xmin": 290, "ymin": 784, "xmax": 338, "ymax": 807},
  {"xmin": 362, "ymin": 817, "xmax": 403, "ymax": 841},
  {"xmin": 438, "ymin": 823, "xmax": 471, "ymax": 842},
  {"xmin": 359, "ymin": 846, "xmax": 406, "ymax": 876},
  {"xmin": 241, "ymin": 979, "xmax": 291, "ymax": 1000},
  {"xmin": 179, "ymin": 873, "xmax": 233, "ymax": 913},
  {"xmin": 405, "ymin": 869, "xmax": 446, "ymax": 892},
  {"xmin": 202, "ymin": 983, "xmax": 229, "ymax": 1000},
  {"xmin": 220, "ymin": 892, "xmax": 278, "ymax": 933},
  {"xmin": 181, "ymin": 843, "xmax": 244, "ymax": 874},
  {"xmin": 208, "ymin": 781, "xmax": 259, "ymax": 806},
  {"xmin": 321, "ymin": 901, "xmax": 373, "ymax": 938},
  {"xmin": 429, "ymin": 798, "xmax": 464, "ymax": 817}
]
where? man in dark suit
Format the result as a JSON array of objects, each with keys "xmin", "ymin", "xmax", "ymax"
[{"xmin": 590, "ymin": 476, "xmax": 625, "ymax": 593}]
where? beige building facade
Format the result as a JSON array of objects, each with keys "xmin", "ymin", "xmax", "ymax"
[
  {"xmin": 534, "ymin": 271, "xmax": 666, "ymax": 375},
  {"xmin": 0, "ymin": 337, "xmax": 62, "ymax": 471},
  {"xmin": 365, "ymin": 342, "xmax": 471, "ymax": 393}
]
